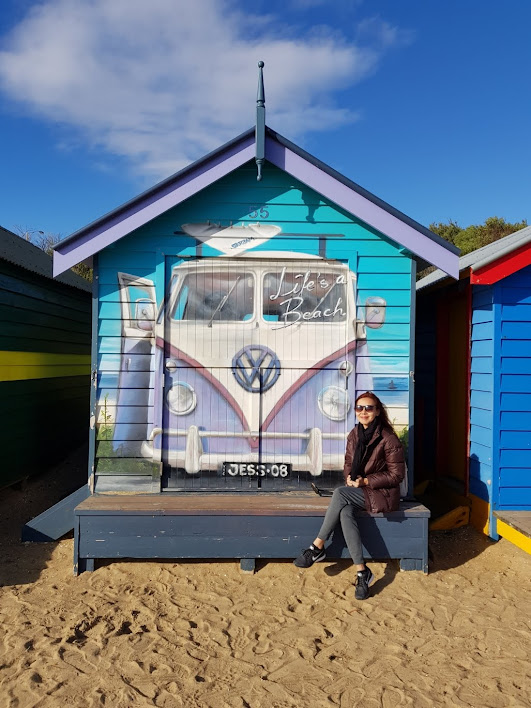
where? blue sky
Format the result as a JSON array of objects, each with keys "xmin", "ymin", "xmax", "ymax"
[{"xmin": 1, "ymin": 0, "xmax": 530, "ymax": 241}]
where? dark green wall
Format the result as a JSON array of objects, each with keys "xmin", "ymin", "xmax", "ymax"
[{"xmin": 0, "ymin": 259, "xmax": 91, "ymax": 488}]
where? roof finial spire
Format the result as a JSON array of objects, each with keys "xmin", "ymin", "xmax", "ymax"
[{"xmin": 255, "ymin": 60, "xmax": 265, "ymax": 181}]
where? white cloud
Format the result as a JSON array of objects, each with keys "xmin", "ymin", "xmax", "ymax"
[
  {"xmin": 0, "ymin": 0, "xmax": 409, "ymax": 180},
  {"xmin": 287, "ymin": 0, "xmax": 364, "ymax": 9},
  {"xmin": 356, "ymin": 16, "xmax": 415, "ymax": 50}
]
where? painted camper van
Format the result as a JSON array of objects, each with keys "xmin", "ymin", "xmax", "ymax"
[{"xmin": 113, "ymin": 239, "xmax": 386, "ymax": 488}]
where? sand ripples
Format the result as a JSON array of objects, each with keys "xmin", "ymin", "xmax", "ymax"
[{"xmin": 0, "ymin": 527, "xmax": 530, "ymax": 707}]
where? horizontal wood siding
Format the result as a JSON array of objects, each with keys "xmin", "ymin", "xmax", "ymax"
[
  {"xmin": 469, "ymin": 284, "xmax": 494, "ymax": 504},
  {"xmin": 0, "ymin": 259, "xmax": 91, "ymax": 488},
  {"xmin": 497, "ymin": 265, "xmax": 531, "ymax": 509},
  {"xmin": 96, "ymin": 161, "xmax": 413, "ymax": 488}
]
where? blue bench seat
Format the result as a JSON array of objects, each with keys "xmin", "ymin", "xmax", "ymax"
[{"xmin": 73, "ymin": 493, "xmax": 430, "ymax": 575}]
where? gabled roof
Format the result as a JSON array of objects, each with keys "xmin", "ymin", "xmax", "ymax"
[
  {"xmin": 1, "ymin": 225, "xmax": 91, "ymax": 291},
  {"xmin": 417, "ymin": 224, "xmax": 531, "ymax": 290},
  {"xmin": 54, "ymin": 126, "xmax": 459, "ymax": 278}
]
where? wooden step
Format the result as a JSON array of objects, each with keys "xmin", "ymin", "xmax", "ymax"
[{"xmin": 494, "ymin": 511, "xmax": 531, "ymax": 556}]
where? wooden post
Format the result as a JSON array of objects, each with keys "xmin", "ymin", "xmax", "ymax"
[{"xmin": 240, "ymin": 559, "xmax": 256, "ymax": 574}]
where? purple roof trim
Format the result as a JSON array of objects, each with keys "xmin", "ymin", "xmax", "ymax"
[
  {"xmin": 53, "ymin": 125, "xmax": 459, "ymax": 278},
  {"xmin": 53, "ymin": 133, "xmax": 255, "ymax": 275},
  {"xmin": 269, "ymin": 129, "xmax": 458, "ymax": 257},
  {"xmin": 265, "ymin": 137, "xmax": 459, "ymax": 279}
]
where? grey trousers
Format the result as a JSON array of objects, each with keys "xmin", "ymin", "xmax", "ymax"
[{"xmin": 316, "ymin": 486, "xmax": 366, "ymax": 564}]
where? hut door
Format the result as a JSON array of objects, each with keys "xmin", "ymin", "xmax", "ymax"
[
  {"xmin": 161, "ymin": 257, "xmax": 259, "ymax": 490},
  {"xmin": 161, "ymin": 255, "xmax": 355, "ymax": 491}
]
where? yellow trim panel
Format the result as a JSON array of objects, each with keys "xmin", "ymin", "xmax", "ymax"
[
  {"xmin": 0, "ymin": 351, "xmax": 91, "ymax": 382},
  {"xmin": 497, "ymin": 519, "xmax": 531, "ymax": 556}
]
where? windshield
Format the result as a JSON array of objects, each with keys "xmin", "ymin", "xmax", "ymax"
[
  {"xmin": 171, "ymin": 271, "xmax": 255, "ymax": 322},
  {"xmin": 263, "ymin": 267, "xmax": 347, "ymax": 327}
]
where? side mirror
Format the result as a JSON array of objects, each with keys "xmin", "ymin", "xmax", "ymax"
[
  {"xmin": 135, "ymin": 298, "xmax": 155, "ymax": 331},
  {"xmin": 365, "ymin": 296, "xmax": 386, "ymax": 329}
]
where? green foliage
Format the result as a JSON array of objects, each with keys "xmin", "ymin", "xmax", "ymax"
[
  {"xmin": 98, "ymin": 393, "xmax": 113, "ymax": 440},
  {"xmin": 429, "ymin": 216, "xmax": 527, "ymax": 256},
  {"xmin": 419, "ymin": 216, "xmax": 528, "ymax": 279},
  {"xmin": 428, "ymin": 219, "xmax": 462, "ymax": 247},
  {"xmin": 398, "ymin": 426, "xmax": 408, "ymax": 458},
  {"xmin": 70, "ymin": 262, "xmax": 93, "ymax": 282}
]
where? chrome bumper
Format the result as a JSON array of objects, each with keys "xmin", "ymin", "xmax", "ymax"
[{"xmin": 142, "ymin": 426, "xmax": 346, "ymax": 476}]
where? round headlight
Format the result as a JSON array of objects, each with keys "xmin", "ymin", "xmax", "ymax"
[
  {"xmin": 318, "ymin": 386, "xmax": 350, "ymax": 421},
  {"xmin": 167, "ymin": 382, "xmax": 197, "ymax": 416}
]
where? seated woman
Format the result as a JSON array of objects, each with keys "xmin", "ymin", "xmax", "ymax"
[{"xmin": 294, "ymin": 391, "xmax": 406, "ymax": 600}]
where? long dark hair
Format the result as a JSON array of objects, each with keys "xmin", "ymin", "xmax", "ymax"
[{"xmin": 355, "ymin": 391, "xmax": 394, "ymax": 432}]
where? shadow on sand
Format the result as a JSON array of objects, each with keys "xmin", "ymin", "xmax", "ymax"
[
  {"xmin": 428, "ymin": 524, "xmax": 497, "ymax": 574},
  {"xmin": 317, "ymin": 523, "xmax": 495, "ymax": 594},
  {"xmin": 0, "ymin": 443, "xmax": 88, "ymax": 586}
]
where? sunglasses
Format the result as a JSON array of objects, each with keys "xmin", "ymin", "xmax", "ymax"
[{"xmin": 355, "ymin": 404, "xmax": 376, "ymax": 412}]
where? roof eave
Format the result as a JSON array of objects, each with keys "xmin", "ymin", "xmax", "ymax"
[
  {"xmin": 53, "ymin": 128, "xmax": 256, "ymax": 276},
  {"xmin": 268, "ymin": 128, "xmax": 459, "ymax": 257},
  {"xmin": 55, "ymin": 127, "xmax": 256, "ymax": 252},
  {"xmin": 53, "ymin": 125, "xmax": 459, "ymax": 278},
  {"xmin": 417, "ymin": 225, "xmax": 531, "ymax": 290},
  {"xmin": 1, "ymin": 226, "xmax": 91, "ymax": 291},
  {"xmin": 416, "ymin": 266, "xmax": 471, "ymax": 292},
  {"xmin": 471, "ymin": 240, "xmax": 531, "ymax": 285},
  {"xmin": 264, "ymin": 131, "xmax": 459, "ymax": 278}
]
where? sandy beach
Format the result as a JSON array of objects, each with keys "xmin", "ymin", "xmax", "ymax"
[{"xmin": 1, "ymin": 450, "xmax": 530, "ymax": 707}]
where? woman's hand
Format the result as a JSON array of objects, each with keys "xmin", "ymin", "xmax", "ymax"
[{"xmin": 348, "ymin": 475, "xmax": 368, "ymax": 488}]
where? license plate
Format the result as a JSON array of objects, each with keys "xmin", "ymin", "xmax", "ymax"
[{"xmin": 222, "ymin": 462, "xmax": 291, "ymax": 478}]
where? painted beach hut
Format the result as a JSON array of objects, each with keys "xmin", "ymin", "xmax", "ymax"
[
  {"xmin": 416, "ymin": 225, "xmax": 531, "ymax": 555},
  {"xmin": 0, "ymin": 226, "xmax": 91, "ymax": 488},
  {"xmin": 50, "ymin": 71, "xmax": 458, "ymax": 573}
]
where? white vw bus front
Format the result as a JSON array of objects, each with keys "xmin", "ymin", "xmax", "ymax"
[{"xmin": 148, "ymin": 252, "xmax": 384, "ymax": 483}]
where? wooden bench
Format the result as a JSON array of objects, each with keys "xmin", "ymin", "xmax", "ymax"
[{"xmin": 73, "ymin": 493, "xmax": 430, "ymax": 575}]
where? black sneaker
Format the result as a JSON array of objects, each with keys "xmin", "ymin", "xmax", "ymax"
[
  {"xmin": 293, "ymin": 544, "xmax": 326, "ymax": 568},
  {"xmin": 354, "ymin": 565, "xmax": 374, "ymax": 600}
]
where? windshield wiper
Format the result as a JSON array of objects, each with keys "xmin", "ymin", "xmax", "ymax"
[
  {"xmin": 308, "ymin": 279, "xmax": 339, "ymax": 318},
  {"xmin": 207, "ymin": 276, "xmax": 241, "ymax": 327}
]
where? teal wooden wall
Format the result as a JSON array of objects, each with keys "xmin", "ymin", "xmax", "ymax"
[{"xmin": 95, "ymin": 161, "xmax": 413, "ymax": 490}]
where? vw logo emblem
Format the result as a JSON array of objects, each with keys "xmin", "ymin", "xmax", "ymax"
[{"xmin": 232, "ymin": 345, "xmax": 280, "ymax": 393}]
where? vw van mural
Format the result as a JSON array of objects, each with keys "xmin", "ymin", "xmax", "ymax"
[{"xmin": 110, "ymin": 226, "xmax": 388, "ymax": 489}]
